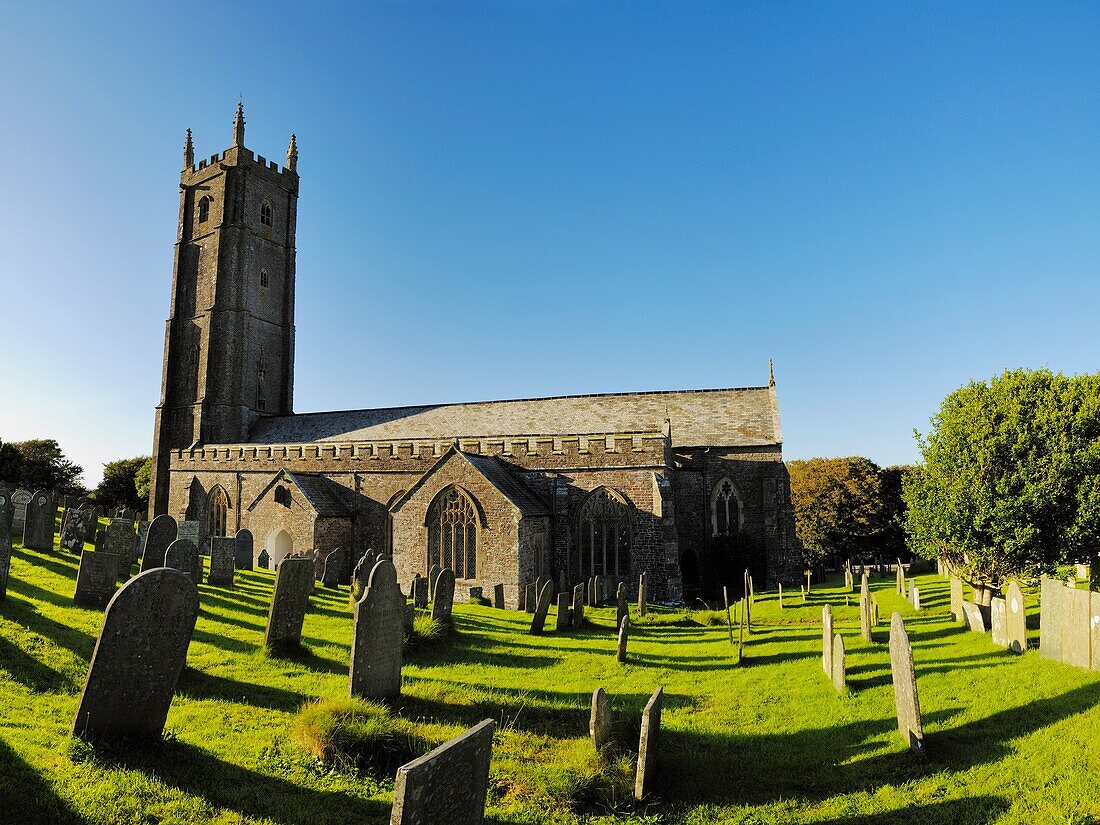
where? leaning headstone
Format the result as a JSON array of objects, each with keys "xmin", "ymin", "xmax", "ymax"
[
  {"xmin": 207, "ymin": 536, "xmax": 236, "ymax": 587},
  {"xmin": 637, "ymin": 571, "xmax": 648, "ymax": 617},
  {"xmin": 322, "ymin": 548, "xmax": 344, "ymax": 588},
  {"xmin": 60, "ymin": 508, "xmax": 94, "ymax": 553},
  {"xmin": 11, "ymin": 488, "xmax": 32, "ymax": 536},
  {"xmin": 350, "ymin": 559, "xmax": 404, "ymax": 701},
  {"xmin": 572, "ymin": 583, "xmax": 585, "ymax": 629},
  {"xmin": 390, "ymin": 719, "xmax": 495, "ymax": 825},
  {"xmin": 888, "ymin": 612, "xmax": 925, "ymax": 753},
  {"xmin": 0, "ymin": 521, "xmax": 11, "ymax": 599},
  {"xmin": 822, "ymin": 605, "xmax": 834, "ymax": 675},
  {"xmin": 634, "ymin": 686, "xmax": 664, "ymax": 800},
  {"xmin": 555, "ymin": 592, "xmax": 572, "ymax": 631},
  {"xmin": 991, "ymin": 597, "xmax": 1008, "ymax": 648},
  {"xmin": 529, "ymin": 579, "xmax": 553, "ymax": 635},
  {"xmin": 590, "ymin": 687, "xmax": 612, "ymax": 751},
  {"xmin": 616, "ymin": 582, "xmax": 628, "ymax": 630},
  {"xmin": 164, "ymin": 538, "xmax": 201, "ymax": 583},
  {"xmin": 950, "ymin": 576, "xmax": 964, "ymax": 622},
  {"xmin": 234, "ymin": 529, "xmax": 254, "ymax": 571},
  {"xmin": 831, "ymin": 634, "xmax": 846, "ymax": 693},
  {"xmin": 492, "ymin": 582, "xmax": 505, "ymax": 609},
  {"xmin": 961, "ymin": 601, "xmax": 986, "ymax": 633},
  {"xmin": 73, "ymin": 551, "xmax": 121, "ymax": 609},
  {"xmin": 72, "ymin": 568, "xmax": 198, "ymax": 740},
  {"xmin": 141, "ymin": 514, "xmax": 177, "ymax": 571},
  {"xmin": 616, "ymin": 616, "xmax": 629, "ymax": 663},
  {"xmin": 264, "ymin": 557, "xmax": 314, "ymax": 651},
  {"xmin": 1005, "ymin": 581, "xmax": 1027, "ymax": 653},
  {"xmin": 413, "ymin": 575, "xmax": 429, "ymax": 608},
  {"xmin": 22, "ymin": 491, "xmax": 54, "ymax": 551},
  {"xmin": 431, "ymin": 568, "xmax": 456, "ymax": 623},
  {"xmin": 428, "ymin": 564, "xmax": 441, "ymax": 601}
]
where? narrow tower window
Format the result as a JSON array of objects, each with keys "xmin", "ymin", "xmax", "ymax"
[
  {"xmin": 259, "ymin": 268, "xmax": 269, "ymax": 289},
  {"xmin": 197, "ymin": 196, "xmax": 210, "ymax": 223},
  {"xmin": 260, "ymin": 200, "xmax": 273, "ymax": 227}
]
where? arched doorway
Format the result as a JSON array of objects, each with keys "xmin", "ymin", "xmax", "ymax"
[{"xmin": 265, "ymin": 529, "xmax": 293, "ymax": 569}]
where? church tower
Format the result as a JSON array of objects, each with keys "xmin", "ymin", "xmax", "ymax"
[{"xmin": 149, "ymin": 105, "xmax": 299, "ymax": 516}]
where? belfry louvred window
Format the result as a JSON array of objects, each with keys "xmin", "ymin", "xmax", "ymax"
[
  {"xmin": 428, "ymin": 487, "xmax": 478, "ymax": 578},
  {"xmin": 578, "ymin": 487, "xmax": 631, "ymax": 578}
]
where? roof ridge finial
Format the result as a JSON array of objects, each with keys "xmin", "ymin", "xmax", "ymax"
[
  {"xmin": 286, "ymin": 132, "xmax": 298, "ymax": 172},
  {"xmin": 769, "ymin": 358, "xmax": 775, "ymax": 388},
  {"xmin": 233, "ymin": 100, "xmax": 245, "ymax": 147},
  {"xmin": 183, "ymin": 128, "xmax": 194, "ymax": 171}
]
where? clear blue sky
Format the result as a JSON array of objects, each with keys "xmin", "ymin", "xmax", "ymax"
[{"xmin": 1, "ymin": 3, "xmax": 1098, "ymax": 486}]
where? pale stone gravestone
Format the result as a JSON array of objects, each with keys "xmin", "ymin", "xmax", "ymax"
[
  {"xmin": 72, "ymin": 568, "xmax": 199, "ymax": 740},
  {"xmin": 74, "ymin": 551, "xmax": 120, "ymax": 609},
  {"xmin": 555, "ymin": 592, "xmax": 572, "ymax": 631},
  {"xmin": 525, "ymin": 583, "xmax": 536, "ymax": 614},
  {"xmin": 322, "ymin": 547, "xmax": 344, "ymax": 588},
  {"xmin": 590, "ymin": 687, "xmax": 612, "ymax": 751},
  {"xmin": 528, "ymin": 579, "xmax": 553, "ymax": 635},
  {"xmin": 431, "ymin": 568, "xmax": 456, "ymax": 623},
  {"xmin": 634, "ymin": 686, "xmax": 663, "ymax": 800},
  {"xmin": 616, "ymin": 582, "xmax": 629, "ymax": 630},
  {"xmin": 871, "ymin": 594, "xmax": 880, "ymax": 626},
  {"xmin": 391, "ymin": 718, "xmax": 495, "ymax": 825},
  {"xmin": 889, "ymin": 612, "xmax": 925, "ymax": 753},
  {"xmin": 22, "ymin": 491, "xmax": 54, "ymax": 551},
  {"xmin": 165, "ymin": 538, "xmax": 201, "ymax": 583},
  {"xmin": 910, "ymin": 585, "xmax": 921, "ymax": 611},
  {"xmin": 1005, "ymin": 581, "xmax": 1027, "ymax": 653},
  {"xmin": 11, "ymin": 489, "xmax": 32, "ymax": 536},
  {"xmin": 991, "ymin": 597, "xmax": 1008, "ymax": 648},
  {"xmin": 60, "ymin": 508, "xmax": 94, "ymax": 553},
  {"xmin": 860, "ymin": 571, "xmax": 869, "ymax": 602},
  {"xmin": 831, "ymin": 634, "xmax": 845, "ymax": 693},
  {"xmin": 176, "ymin": 520, "xmax": 201, "ymax": 551},
  {"xmin": 492, "ymin": 582, "xmax": 505, "ymax": 609},
  {"xmin": 428, "ymin": 564, "xmax": 441, "ymax": 601},
  {"xmin": 822, "ymin": 605, "xmax": 834, "ymax": 675},
  {"xmin": 350, "ymin": 558, "xmax": 404, "ymax": 701},
  {"xmin": 234, "ymin": 529, "xmax": 254, "ymax": 571},
  {"xmin": 257, "ymin": 547, "xmax": 271, "ymax": 569},
  {"xmin": 961, "ymin": 601, "xmax": 986, "ymax": 633},
  {"xmin": 207, "ymin": 536, "xmax": 236, "ymax": 587},
  {"xmin": 264, "ymin": 557, "xmax": 315, "ymax": 651},
  {"xmin": 616, "ymin": 616, "xmax": 629, "ymax": 664},
  {"xmin": 860, "ymin": 595, "xmax": 873, "ymax": 642},
  {"xmin": 141, "ymin": 514, "xmax": 177, "ymax": 571},
  {"xmin": 572, "ymin": 583, "xmax": 585, "ymax": 629},
  {"xmin": 950, "ymin": 577, "xmax": 964, "ymax": 622},
  {"xmin": 413, "ymin": 575, "xmax": 429, "ymax": 608},
  {"xmin": 895, "ymin": 561, "xmax": 905, "ymax": 595},
  {"xmin": 0, "ymin": 520, "xmax": 11, "ymax": 600},
  {"xmin": 637, "ymin": 571, "xmax": 648, "ymax": 616}
]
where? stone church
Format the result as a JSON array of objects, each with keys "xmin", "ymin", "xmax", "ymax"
[{"xmin": 149, "ymin": 106, "xmax": 800, "ymax": 606}]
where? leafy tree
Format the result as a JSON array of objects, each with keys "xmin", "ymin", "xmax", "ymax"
[
  {"xmin": 0, "ymin": 440, "xmax": 25, "ymax": 483},
  {"xmin": 904, "ymin": 369, "xmax": 1100, "ymax": 603},
  {"xmin": 873, "ymin": 465, "xmax": 914, "ymax": 558},
  {"xmin": 787, "ymin": 457, "xmax": 887, "ymax": 568},
  {"xmin": 95, "ymin": 456, "xmax": 151, "ymax": 512},
  {"xmin": 6, "ymin": 439, "xmax": 84, "ymax": 494},
  {"xmin": 134, "ymin": 457, "xmax": 152, "ymax": 504}
]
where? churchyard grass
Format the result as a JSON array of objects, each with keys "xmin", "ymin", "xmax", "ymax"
[{"xmin": 1, "ymin": 535, "xmax": 1099, "ymax": 824}]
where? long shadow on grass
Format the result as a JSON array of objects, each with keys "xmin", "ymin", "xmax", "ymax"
[
  {"xmin": 811, "ymin": 796, "xmax": 1009, "ymax": 824},
  {"xmin": 0, "ymin": 736, "xmax": 90, "ymax": 825},
  {"xmin": 0, "ymin": 631, "xmax": 77, "ymax": 693},
  {"xmin": 2, "ymin": 583, "xmax": 97, "ymax": 660},
  {"xmin": 176, "ymin": 666, "xmax": 313, "ymax": 712}
]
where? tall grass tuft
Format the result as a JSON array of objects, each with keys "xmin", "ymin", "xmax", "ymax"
[{"xmin": 292, "ymin": 697, "xmax": 427, "ymax": 776}]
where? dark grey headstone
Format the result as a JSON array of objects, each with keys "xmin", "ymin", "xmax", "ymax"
[
  {"xmin": 822, "ymin": 605, "xmax": 833, "ymax": 675},
  {"xmin": 208, "ymin": 536, "xmax": 235, "ymax": 587},
  {"xmin": 391, "ymin": 719, "xmax": 495, "ymax": 825},
  {"xmin": 234, "ymin": 529, "xmax": 254, "ymax": 571},
  {"xmin": 60, "ymin": 508, "xmax": 94, "ymax": 553},
  {"xmin": 428, "ymin": 564, "xmax": 441, "ymax": 601},
  {"xmin": 492, "ymin": 582, "xmax": 505, "ymax": 609},
  {"xmin": 571, "ymin": 583, "xmax": 585, "ymax": 629},
  {"xmin": 74, "ymin": 551, "xmax": 120, "ymax": 609},
  {"xmin": 889, "ymin": 612, "xmax": 924, "ymax": 753},
  {"xmin": 590, "ymin": 687, "xmax": 611, "ymax": 751},
  {"xmin": 431, "ymin": 568, "xmax": 456, "ymax": 623},
  {"xmin": 0, "ymin": 490, "xmax": 12, "ymax": 532},
  {"xmin": 353, "ymin": 553, "xmax": 372, "ymax": 588},
  {"xmin": 350, "ymin": 559, "xmax": 404, "ymax": 701},
  {"xmin": 831, "ymin": 633, "xmax": 845, "ymax": 693},
  {"xmin": 413, "ymin": 575, "xmax": 428, "ymax": 608},
  {"xmin": 164, "ymin": 539, "xmax": 201, "ymax": 583},
  {"xmin": 525, "ymin": 583, "xmax": 536, "ymax": 613},
  {"xmin": 633, "ymin": 686, "xmax": 663, "ymax": 800},
  {"xmin": 0, "ymin": 520, "xmax": 11, "ymax": 600},
  {"xmin": 616, "ymin": 615, "xmax": 629, "ymax": 664},
  {"xmin": 72, "ymin": 568, "xmax": 198, "ymax": 740},
  {"xmin": 616, "ymin": 581, "xmax": 628, "ymax": 630},
  {"xmin": 257, "ymin": 548, "xmax": 270, "ymax": 570},
  {"xmin": 105, "ymin": 519, "xmax": 135, "ymax": 578},
  {"xmin": 23, "ymin": 490, "xmax": 54, "ymax": 551},
  {"xmin": 1005, "ymin": 581, "xmax": 1027, "ymax": 654},
  {"xmin": 528, "ymin": 579, "xmax": 553, "ymax": 635},
  {"xmin": 176, "ymin": 520, "xmax": 200, "ymax": 550},
  {"xmin": 264, "ymin": 557, "xmax": 314, "ymax": 650},
  {"xmin": 555, "ymin": 592, "xmax": 571, "ymax": 631},
  {"xmin": 637, "ymin": 571, "xmax": 648, "ymax": 617},
  {"xmin": 141, "ymin": 514, "xmax": 177, "ymax": 572},
  {"xmin": 322, "ymin": 547, "xmax": 344, "ymax": 588},
  {"xmin": 11, "ymin": 489, "xmax": 32, "ymax": 536}
]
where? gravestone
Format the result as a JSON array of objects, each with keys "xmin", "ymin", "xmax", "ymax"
[
  {"xmin": 860, "ymin": 571, "xmax": 869, "ymax": 602},
  {"xmin": 590, "ymin": 687, "xmax": 612, "ymax": 751},
  {"xmin": 0, "ymin": 490, "xmax": 12, "ymax": 532},
  {"xmin": 467, "ymin": 586, "xmax": 483, "ymax": 602},
  {"xmin": 634, "ymin": 686, "xmax": 663, "ymax": 801},
  {"xmin": 555, "ymin": 592, "xmax": 572, "ymax": 631},
  {"xmin": 84, "ymin": 507, "xmax": 100, "ymax": 545},
  {"xmin": 991, "ymin": 597, "xmax": 1008, "ymax": 647},
  {"xmin": 492, "ymin": 582, "xmax": 505, "ymax": 609},
  {"xmin": 11, "ymin": 489, "xmax": 32, "ymax": 536},
  {"xmin": 1005, "ymin": 581, "xmax": 1027, "ymax": 653},
  {"xmin": 525, "ymin": 583, "xmax": 536, "ymax": 614},
  {"xmin": 413, "ymin": 575, "xmax": 429, "ymax": 608},
  {"xmin": 871, "ymin": 594, "xmax": 880, "ymax": 626},
  {"xmin": 74, "ymin": 551, "xmax": 120, "ymax": 609},
  {"xmin": 831, "ymin": 633, "xmax": 845, "ymax": 693},
  {"xmin": 528, "ymin": 579, "xmax": 553, "ymax": 635},
  {"xmin": 950, "ymin": 576, "xmax": 964, "ymax": 622},
  {"xmin": 961, "ymin": 600, "xmax": 986, "ymax": 633},
  {"xmin": 234, "ymin": 529, "xmax": 254, "ymax": 571},
  {"xmin": 822, "ymin": 605, "xmax": 834, "ymax": 675},
  {"xmin": 208, "ymin": 536, "xmax": 235, "ymax": 587},
  {"xmin": 860, "ymin": 594, "xmax": 873, "ymax": 642},
  {"xmin": 350, "ymin": 558, "xmax": 404, "ymax": 701},
  {"xmin": 895, "ymin": 560, "xmax": 905, "ymax": 595},
  {"xmin": 0, "ymin": 520, "xmax": 11, "ymax": 599},
  {"xmin": 616, "ymin": 582, "xmax": 628, "ymax": 630},
  {"xmin": 428, "ymin": 564, "xmax": 441, "ymax": 601},
  {"xmin": 104, "ymin": 519, "xmax": 135, "ymax": 576},
  {"xmin": 391, "ymin": 718, "xmax": 495, "ymax": 825},
  {"xmin": 257, "ymin": 548, "xmax": 271, "ymax": 570},
  {"xmin": 637, "ymin": 571, "xmax": 648, "ymax": 617},
  {"xmin": 22, "ymin": 490, "xmax": 54, "ymax": 551},
  {"xmin": 572, "ymin": 583, "xmax": 585, "ymax": 629},
  {"xmin": 353, "ymin": 554, "xmax": 372, "ymax": 589},
  {"xmin": 888, "ymin": 612, "xmax": 925, "ymax": 753},
  {"xmin": 778, "ymin": 582, "xmax": 784, "ymax": 609},
  {"xmin": 141, "ymin": 514, "xmax": 177, "ymax": 571},
  {"xmin": 322, "ymin": 548, "xmax": 344, "ymax": 588},
  {"xmin": 616, "ymin": 616, "xmax": 629, "ymax": 663},
  {"xmin": 72, "ymin": 568, "xmax": 199, "ymax": 740},
  {"xmin": 264, "ymin": 557, "xmax": 315, "ymax": 650},
  {"xmin": 137, "ymin": 521, "xmax": 149, "ymax": 562},
  {"xmin": 404, "ymin": 602, "xmax": 415, "ymax": 633},
  {"xmin": 176, "ymin": 520, "xmax": 200, "ymax": 551},
  {"xmin": 910, "ymin": 585, "xmax": 921, "ymax": 611},
  {"xmin": 60, "ymin": 508, "xmax": 94, "ymax": 553},
  {"xmin": 164, "ymin": 538, "xmax": 201, "ymax": 583},
  {"xmin": 431, "ymin": 568, "xmax": 456, "ymax": 623}
]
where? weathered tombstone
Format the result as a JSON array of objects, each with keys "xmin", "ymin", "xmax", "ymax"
[
  {"xmin": 164, "ymin": 538, "xmax": 201, "ymax": 583},
  {"xmin": 895, "ymin": 560, "xmax": 905, "ymax": 595},
  {"xmin": 22, "ymin": 491, "xmax": 54, "ymax": 551},
  {"xmin": 1005, "ymin": 581, "xmax": 1027, "ymax": 653},
  {"xmin": 141, "ymin": 514, "xmax": 177, "ymax": 571},
  {"xmin": 390, "ymin": 719, "xmax": 495, "ymax": 825},
  {"xmin": 322, "ymin": 548, "xmax": 344, "ymax": 588},
  {"xmin": 176, "ymin": 519, "xmax": 200, "ymax": 550},
  {"xmin": 572, "ymin": 583, "xmax": 585, "ymax": 629},
  {"xmin": 264, "ymin": 557, "xmax": 314, "ymax": 651},
  {"xmin": 525, "ymin": 583, "xmax": 536, "ymax": 614},
  {"xmin": 492, "ymin": 582, "xmax": 505, "ymax": 609},
  {"xmin": 74, "ymin": 551, "xmax": 120, "ymax": 609},
  {"xmin": 616, "ymin": 615, "xmax": 629, "ymax": 663},
  {"xmin": 0, "ymin": 490, "xmax": 12, "ymax": 532},
  {"xmin": 616, "ymin": 582, "xmax": 628, "ymax": 630},
  {"xmin": 822, "ymin": 605, "xmax": 834, "ymax": 675},
  {"xmin": 11, "ymin": 488, "xmax": 32, "ymax": 536},
  {"xmin": 991, "ymin": 597, "xmax": 1008, "ymax": 647},
  {"xmin": 590, "ymin": 687, "xmax": 612, "ymax": 751},
  {"xmin": 428, "ymin": 564, "xmax": 441, "ymax": 601},
  {"xmin": 257, "ymin": 547, "xmax": 271, "ymax": 570},
  {"xmin": 961, "ymin": 600, "xmax": 986, "ymax": 633},
  {"xmin": 234, "ymin": 529, "xmax": 254, "ymax": 571},
  {"xmin": 350, "ymin": 559, "xmax": 404, "ymax": 701},
  {"xmin": 888, "ymin": 612, "xmax": 925, "ymax": 753},
  {"xmin": 72, "ymin": 568, "xmax": 199, "ymax": 740},
  {"xmin": 404, "ymin": 602, "xmax": 415, "ymax": 633},
  {"xmin": 831, "ymin": 634, "xmax": 845, "ymax": 693},
  {"xmin": 778, "ymin": 582, "xmax": 784, "ymax": 609},
  {"xmin": 466, "ymin": 585, "xmax": 483, "ymax": 602},
  {"xmin": 950, "ymin": 576, "xmax": 964, "ymax": 622},
  {"xmin": 105, "ymin": 519, "xmax": 135, "ymax": 576},
  {"xmin": 860, "ymin": 594, "xmax": 873, "ymax": 642},
  {"xmin": 637, "ymin": 571, "xmax": 648, "ymax": 617},
  {"xmin": 353, "ymin": 554, "xmax": 372, "ymax": 589},
  {"xmin": 871, "ymin": 594, "xmax": 880, "ymax": 626},
  {"xmin": 84, "ymin": 507, "xmax": 100, "ymax": 545},
  {"xmin": 60, "ymin": 508, "xmax": 94, "ymax": 553},
  {"xmin": 634, "ymin": 686, "xmax": 663, "ymax": 801},
  {"xmin": 910, "ymin": 585, "xmax": 921, "ymax": 611},
  {"xmin": 0, "ymin": 520, "xmax": 11, "ymax": 600},
  {"xmin": 413, "ymin": 575, "xmax": 429, "ymax": 608},
  {"xmin": 555, "ymin": 592, "xmax": 572, "ymax": 631},
  {"xmin": 431, "ymin": 568, "xmax": 456, "ymax": 623},
  {"xmin": 860, "ymin": 571, "xmax": 869, "ymax": 602},
  {"xmin": 528, "ymin": 579, "xmax": 553, "ymax": 635},
  {"xmin": 208, "ymin": 536, "xmax": 236, "ymax": 587}
]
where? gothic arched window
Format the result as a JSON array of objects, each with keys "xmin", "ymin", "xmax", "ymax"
[
  {"xmin": 712, "ymin": 478, "xmax": 742, "ymax": 536},
  {"xmin": 427, "ymin": 487, "xmax": 478, "ymax": 579},
  {"xmin": 198, "ymin": 196, "xmax": 211, "ymax": 223},
  {"xmin": 578, "ymin": 487, "xmax": 631, "ymax": 578},
  {"xmin": 207, "ymin": 486, "xmax": 229, "ymax": 539},
  {"xmin": 260, "ymin": 268, "xmax": 269, "ymax": 289},
  {"xmin": 260, "ymin": 199, "xmax": 273, "ymax": 227}
]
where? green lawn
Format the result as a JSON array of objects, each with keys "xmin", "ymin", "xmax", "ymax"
[{"xmin": 2, "ymin": 532, "xmax": 1099, "ymax": 825}]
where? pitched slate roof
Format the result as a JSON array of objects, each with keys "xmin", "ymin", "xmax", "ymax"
[
  {"xmin": 285, "ymin": 471, "xmax": 351, "ymax": 517},
  {"xmin": 248, "ymin": 386, "xmax": 782, "ymax": 448},
  {"xmin": 391, "ymin": 449, "xmax": 550, "ymax": 517}
]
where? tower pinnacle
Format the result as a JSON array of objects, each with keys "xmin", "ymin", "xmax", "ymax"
[
  {"xmin": 233, "ymin": 101, "xmax": 245, "ymax": 147},
  {"xmin": 286, "ymin": 133, "xmax": 298, "ymax": 171},
  {"xmin": 769, "ymin": 358, "xmax": 775, "ymax": 388},
  {"xmin": 183, "ymin": 128, "xmax": 194, "ymax": 170}
]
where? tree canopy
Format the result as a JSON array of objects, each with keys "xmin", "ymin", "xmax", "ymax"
[
  {"xmin": 94, "ymin": 455, "xmax": 151, "ymax": 512},
  {"xmin": 0, "ymin": 438, "xmax": 84, "ymax": 494}
]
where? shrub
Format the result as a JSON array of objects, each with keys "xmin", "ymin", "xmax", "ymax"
[
  {"xmin": 546, "ymin": 751, "xmax": 637, "ymax": 816},
  {"xmin": 292, "ymin": 697, "xmax": 425, "ymax": 776}
]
